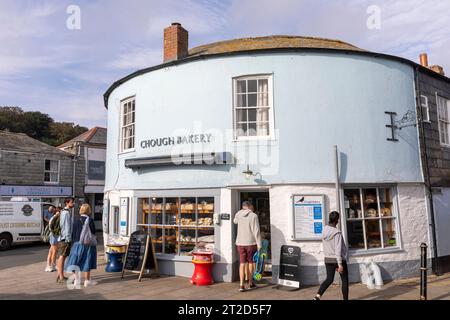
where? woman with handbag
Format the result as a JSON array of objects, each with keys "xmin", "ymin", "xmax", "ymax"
[{"xmin": 65, "ymin": 203, "xmax": 98, "ymax": 287}]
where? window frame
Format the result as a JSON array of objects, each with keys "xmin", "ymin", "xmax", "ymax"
[
  {"xmin": 437, "ymin": 93, "xmax": 450, "ymax": 147},
  {"xmin": 341, "ymin": 186, "xmax": 401, "ymax": 254},
  {"xmin": 232, "ymin": 74, "xmax": 275, "ymax": 141},
  {"xmin": 420, "ymin": 95, "xmax": 430, "ymax": 123},
  {"xmin": 43, "ymin": 159, "xmax": 60, "ymax": 184},
  {"xmin": 137, "ymin": 196, "xmax": 216, "ymax": 257},
  {"xmin": 119, "ymin": 96, "xmax": 136, "ymax": 153}
]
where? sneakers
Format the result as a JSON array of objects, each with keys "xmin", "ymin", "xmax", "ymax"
[
  {"xmin": 84, "ymin": 280, "xmax": 98, "ymax": 287},
  {"xmin": 51, "ymin": 265, "xmax": 57, "ymax": 272},
  {"xmin": 45, "ymin": 265, "xmax": 52, "ymax": 272}
]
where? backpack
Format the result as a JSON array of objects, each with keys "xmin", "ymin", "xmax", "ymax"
[
  {"xmin": 42, "ymin": 224, "xmax": 51, "ymax": 243},
  {"xmin": 49, "ymin": 213, "xmax": 61, "ymax": 237},
  {"xmin": 79, "ymin": 216, "xmax": 97, "ymax": 246}
]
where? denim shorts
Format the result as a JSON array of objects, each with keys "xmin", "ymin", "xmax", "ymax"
[{"xmin": 49, "ymin": 234, "xmax": 58, "ymax": 246}]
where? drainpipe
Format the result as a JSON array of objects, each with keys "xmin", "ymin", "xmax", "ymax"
[
  {"xmin": 414, "ymin": 66, "xmax": 440, "ymax": 275},
  {"xmin": 333, "ymin": 145, "xmax": 341, "ymax": 213},
  {"xmin": 72, "ymin": 143, "xmax": 81, "ymax": 198}
]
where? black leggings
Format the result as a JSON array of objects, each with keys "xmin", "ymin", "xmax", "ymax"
[{"xmin": 317, "ymin": 261, "xmax": 349, "ymax": 300}]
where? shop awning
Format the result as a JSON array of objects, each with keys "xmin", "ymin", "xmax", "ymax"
[{"xmin": 124, "ymin": 152, "xmax": 234, "ymax": 169}]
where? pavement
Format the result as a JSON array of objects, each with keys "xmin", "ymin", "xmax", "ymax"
[{"xmin": 0, "ymin": 241, "xmax": 449, "ymax": 300}]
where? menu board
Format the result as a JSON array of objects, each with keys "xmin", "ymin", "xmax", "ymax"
[
  {"xmin": 277, "ymin": 245, "xmax": 301, "ymax": 289},
  {"xmin": 292, "ymin": 195, "xmax": 325, "ymax": 240},
  {"xmin": 122, "ymin": 230, "xmax": 158, "ymax": 281}
]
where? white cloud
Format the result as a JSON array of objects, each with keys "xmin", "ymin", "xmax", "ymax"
[{"xmin": 0, "ymin": 0, "xmax": 449, "ymax": 128}]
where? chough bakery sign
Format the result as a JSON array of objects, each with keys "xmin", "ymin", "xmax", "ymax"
[{"xmin": 140, "ymin": 133, "xmax": 214, "ymax": 149}]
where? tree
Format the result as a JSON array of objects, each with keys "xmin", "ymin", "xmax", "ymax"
[
  {"xmin": 47, "ymin": 122, "xmax": 89, "ymax": 146},
  {"xmin": 0, "ymin": 106, "xmax": 88, "ymax": 146}
]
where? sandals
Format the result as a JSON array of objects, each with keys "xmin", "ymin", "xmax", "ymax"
[{"xmin": 239, "ymin": 285, "xmax": 246, "ymax": 292}]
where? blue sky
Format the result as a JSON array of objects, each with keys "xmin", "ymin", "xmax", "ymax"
[{"xmin": 1, "ymin": 0, "xmax": 449, "ymax": 128}]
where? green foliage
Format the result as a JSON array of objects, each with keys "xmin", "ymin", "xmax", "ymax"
[{"xmin": 0, "ymin": 106, "xmax": 88, "ymax": 146}]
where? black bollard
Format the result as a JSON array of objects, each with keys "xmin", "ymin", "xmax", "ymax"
[{"xmin": 420, "ymin": 243, "xmax": 427, "ymax": 300}]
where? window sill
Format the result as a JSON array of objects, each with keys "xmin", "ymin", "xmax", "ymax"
[
  {"xmin": 118, "ymin": 149, "xmax": 135, "ymax": 156},
  {"xmin": 232, "ymin": 137, "xmax": 277, "ymax": 143},
  {"xmin": 349, "ymin": 247, "xmax": 404, "ymax": 257},
  {"xmin": 43, "ymin": 182, "xmax": 59, "ymax": 185},
  {"xmin": 155, "ymin": 253, "xmax": 193, "ymax": 262}
]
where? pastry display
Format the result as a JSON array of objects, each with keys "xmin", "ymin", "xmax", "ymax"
[
  {"xmin": 181, "ymin": 203, "xmax": 194, "ymax": 211},
  {"xmin": 198, "ymin": 218, "xmax": 213, "ymax": 226},
  {"xmin": 180, "ymin": 235, "xmax": 194, "ymax": 242},
  {"xmin": 381, "ymin": 207, "xmax": 392, "ymax": 217},
  {"xmin": 366, "ymin": 208, "xmax": 378, "ymax": 217},
  {"xmin": 181, "ymin": 218, "xmax": 196, "ymax": 226},
  {"xmin": 141, "ymin": 197, "xmax": 215, "ymax": 255}
]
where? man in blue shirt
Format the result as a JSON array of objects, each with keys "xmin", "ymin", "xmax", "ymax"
[{"xmin": 43, "ymin": 205, "xmax": 55, "ymax": 227}]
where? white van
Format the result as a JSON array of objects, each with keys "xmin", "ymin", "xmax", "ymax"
[{"xmin": 0, "ymin": 200, "xmax": 54, "ymax": 250}]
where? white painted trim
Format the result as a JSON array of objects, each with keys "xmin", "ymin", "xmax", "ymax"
[{"xmin": 232, "ymin": 74, "xmax": 275, "ymax": 141}]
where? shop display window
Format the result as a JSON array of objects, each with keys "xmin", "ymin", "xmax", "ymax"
[
  {"xmin": 138, "ymin": 196, "xmax": 215, "ymax": 256},
  {"xmin": 344, "ymin": 187, "xmax": 398, "ymax": 251}
]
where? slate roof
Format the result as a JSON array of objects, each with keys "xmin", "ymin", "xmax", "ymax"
[
  {"xmin": 0, "ymin": 131, "xmax": 72, "ymax": 156},
  {"xmin": 188, "ymin": 35, "xmax": 365, "ymax": 57},
  {"xmin": 57, "ymin": 127, "xmax": 107, "ymax": 149}
]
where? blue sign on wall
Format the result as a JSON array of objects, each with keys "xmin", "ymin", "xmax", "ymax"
[{"xmin": 314, "ymin": 222, "xmax": 323, "ymax": 234}]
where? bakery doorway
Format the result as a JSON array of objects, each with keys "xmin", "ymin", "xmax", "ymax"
[{"xmin": 239, "ymin": 191, "xmax": 272, "ymax": 273}]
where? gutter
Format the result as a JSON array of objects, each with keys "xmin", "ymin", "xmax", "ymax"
[{"xmin": 414, "ymin": 65, "xmax": 441, "ymax": 275}]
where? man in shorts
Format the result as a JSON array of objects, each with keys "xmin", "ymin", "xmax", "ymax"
[
  {"xmin": 233, "ymin": 201, "xmax": 262, "ymax": 292},
  {"xmin": 56, "ymin": 197, "xmax": 75, "ymax": 283}
]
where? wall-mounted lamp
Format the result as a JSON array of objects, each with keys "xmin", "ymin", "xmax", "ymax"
[{"xmin": 242, "ymin": 164, "xmax": 261, "ymax": 180}]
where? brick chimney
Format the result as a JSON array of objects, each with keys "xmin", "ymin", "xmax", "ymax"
[
  {"xmin": 419, "ymin": 53, "xmax": 428, "ymax": 67},
  {"xmin": 163, "ymin": 23, "xmax": 188, "ymax": 62}
]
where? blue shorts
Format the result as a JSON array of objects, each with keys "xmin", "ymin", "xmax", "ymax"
[{"xmin": 49, "ymin": 234, "xmax": 59, "ymax": 246}]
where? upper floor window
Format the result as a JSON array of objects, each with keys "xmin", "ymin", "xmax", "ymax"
[
  {"xmin": 437, "ymin": 95, "xmax": 450, "ymax": 146},
  {"xmin": 233, "ymin": 75, "xmax": 273, "ymax": 139},
  {"xmin": 121, "ymin": 98, "xmax": 135, "ymax": 152},
  {"xmin": 44, "ymin": 160, "xmax": 59, "ymax": 183},
  {"xmin": 420, "ymin": 95, "xmax": 430, "ymax": 123}
]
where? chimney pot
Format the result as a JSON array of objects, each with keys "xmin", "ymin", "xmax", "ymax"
[
  {"xmin": 164, "ymin": 23, "xmax": 188, "ymax": 63},
  {"xmin": 420, "ymin": 53, "xmax": 429, "ymax": 67}
]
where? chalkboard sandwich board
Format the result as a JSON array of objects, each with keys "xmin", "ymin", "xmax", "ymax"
[
  {"xmin": 121, "ymin": 230, "xmax": 158, "ymax": 281},
  {"xmin": 276, "ymin": 245, "xmax": 301, "ymax": 291}
]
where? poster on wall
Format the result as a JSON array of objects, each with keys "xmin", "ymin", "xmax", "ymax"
[
  {"xmin": 291, "ymin": 194, "xmax": 325, "ymax": 240},
  {"xmin": 120, "ymin": 197, "xmax": 129, "ymax": 236}
]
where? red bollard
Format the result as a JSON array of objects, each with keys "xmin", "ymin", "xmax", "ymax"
[{"xmin": 190, "ymin": 251, "xmax": 214, "ymax": 286}]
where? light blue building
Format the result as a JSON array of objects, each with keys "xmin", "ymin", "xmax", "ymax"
[{"xmin": 103, "ymin": 23, "xmax": 432, "ymax": 284}]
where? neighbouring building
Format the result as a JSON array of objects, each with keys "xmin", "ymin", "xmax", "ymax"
[
  {"xmin": 102, "ymin": 23, "xmax": 450, "ymax": 284},
  {"xmin": 0, "ymin": 131, "xmax": 84, "ymax": 204},
  {"xmin": 58, "ymin": 127, "xmax": 107, "ymax": 230},
  {"xmin": 416, "ymin": 54, "xmax": 450, "ymax": 274}
]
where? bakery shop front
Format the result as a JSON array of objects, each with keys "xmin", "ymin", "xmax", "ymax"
[{"xmin": 102, "ymin": 24, "xmax": 432, "ymax": 284}]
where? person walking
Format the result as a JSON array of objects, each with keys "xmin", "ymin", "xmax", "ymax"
[
  {"xmin": 313, "ymin": 211, "xmax": 349, "ymax": 300},
  {"xmin": 65, "ymin": 203, "xmax": 98, "ymax": 287},
  {"xmin": 44, "ymin": 206, "xmax": 59, "ymax": 272},
  {"xmin": 233, "ymin": 201, "xmax": 262, "ymax": 292},
  {"xmin": 56, "ymin": 197, "xmax": 75, "ymax": 283}
]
